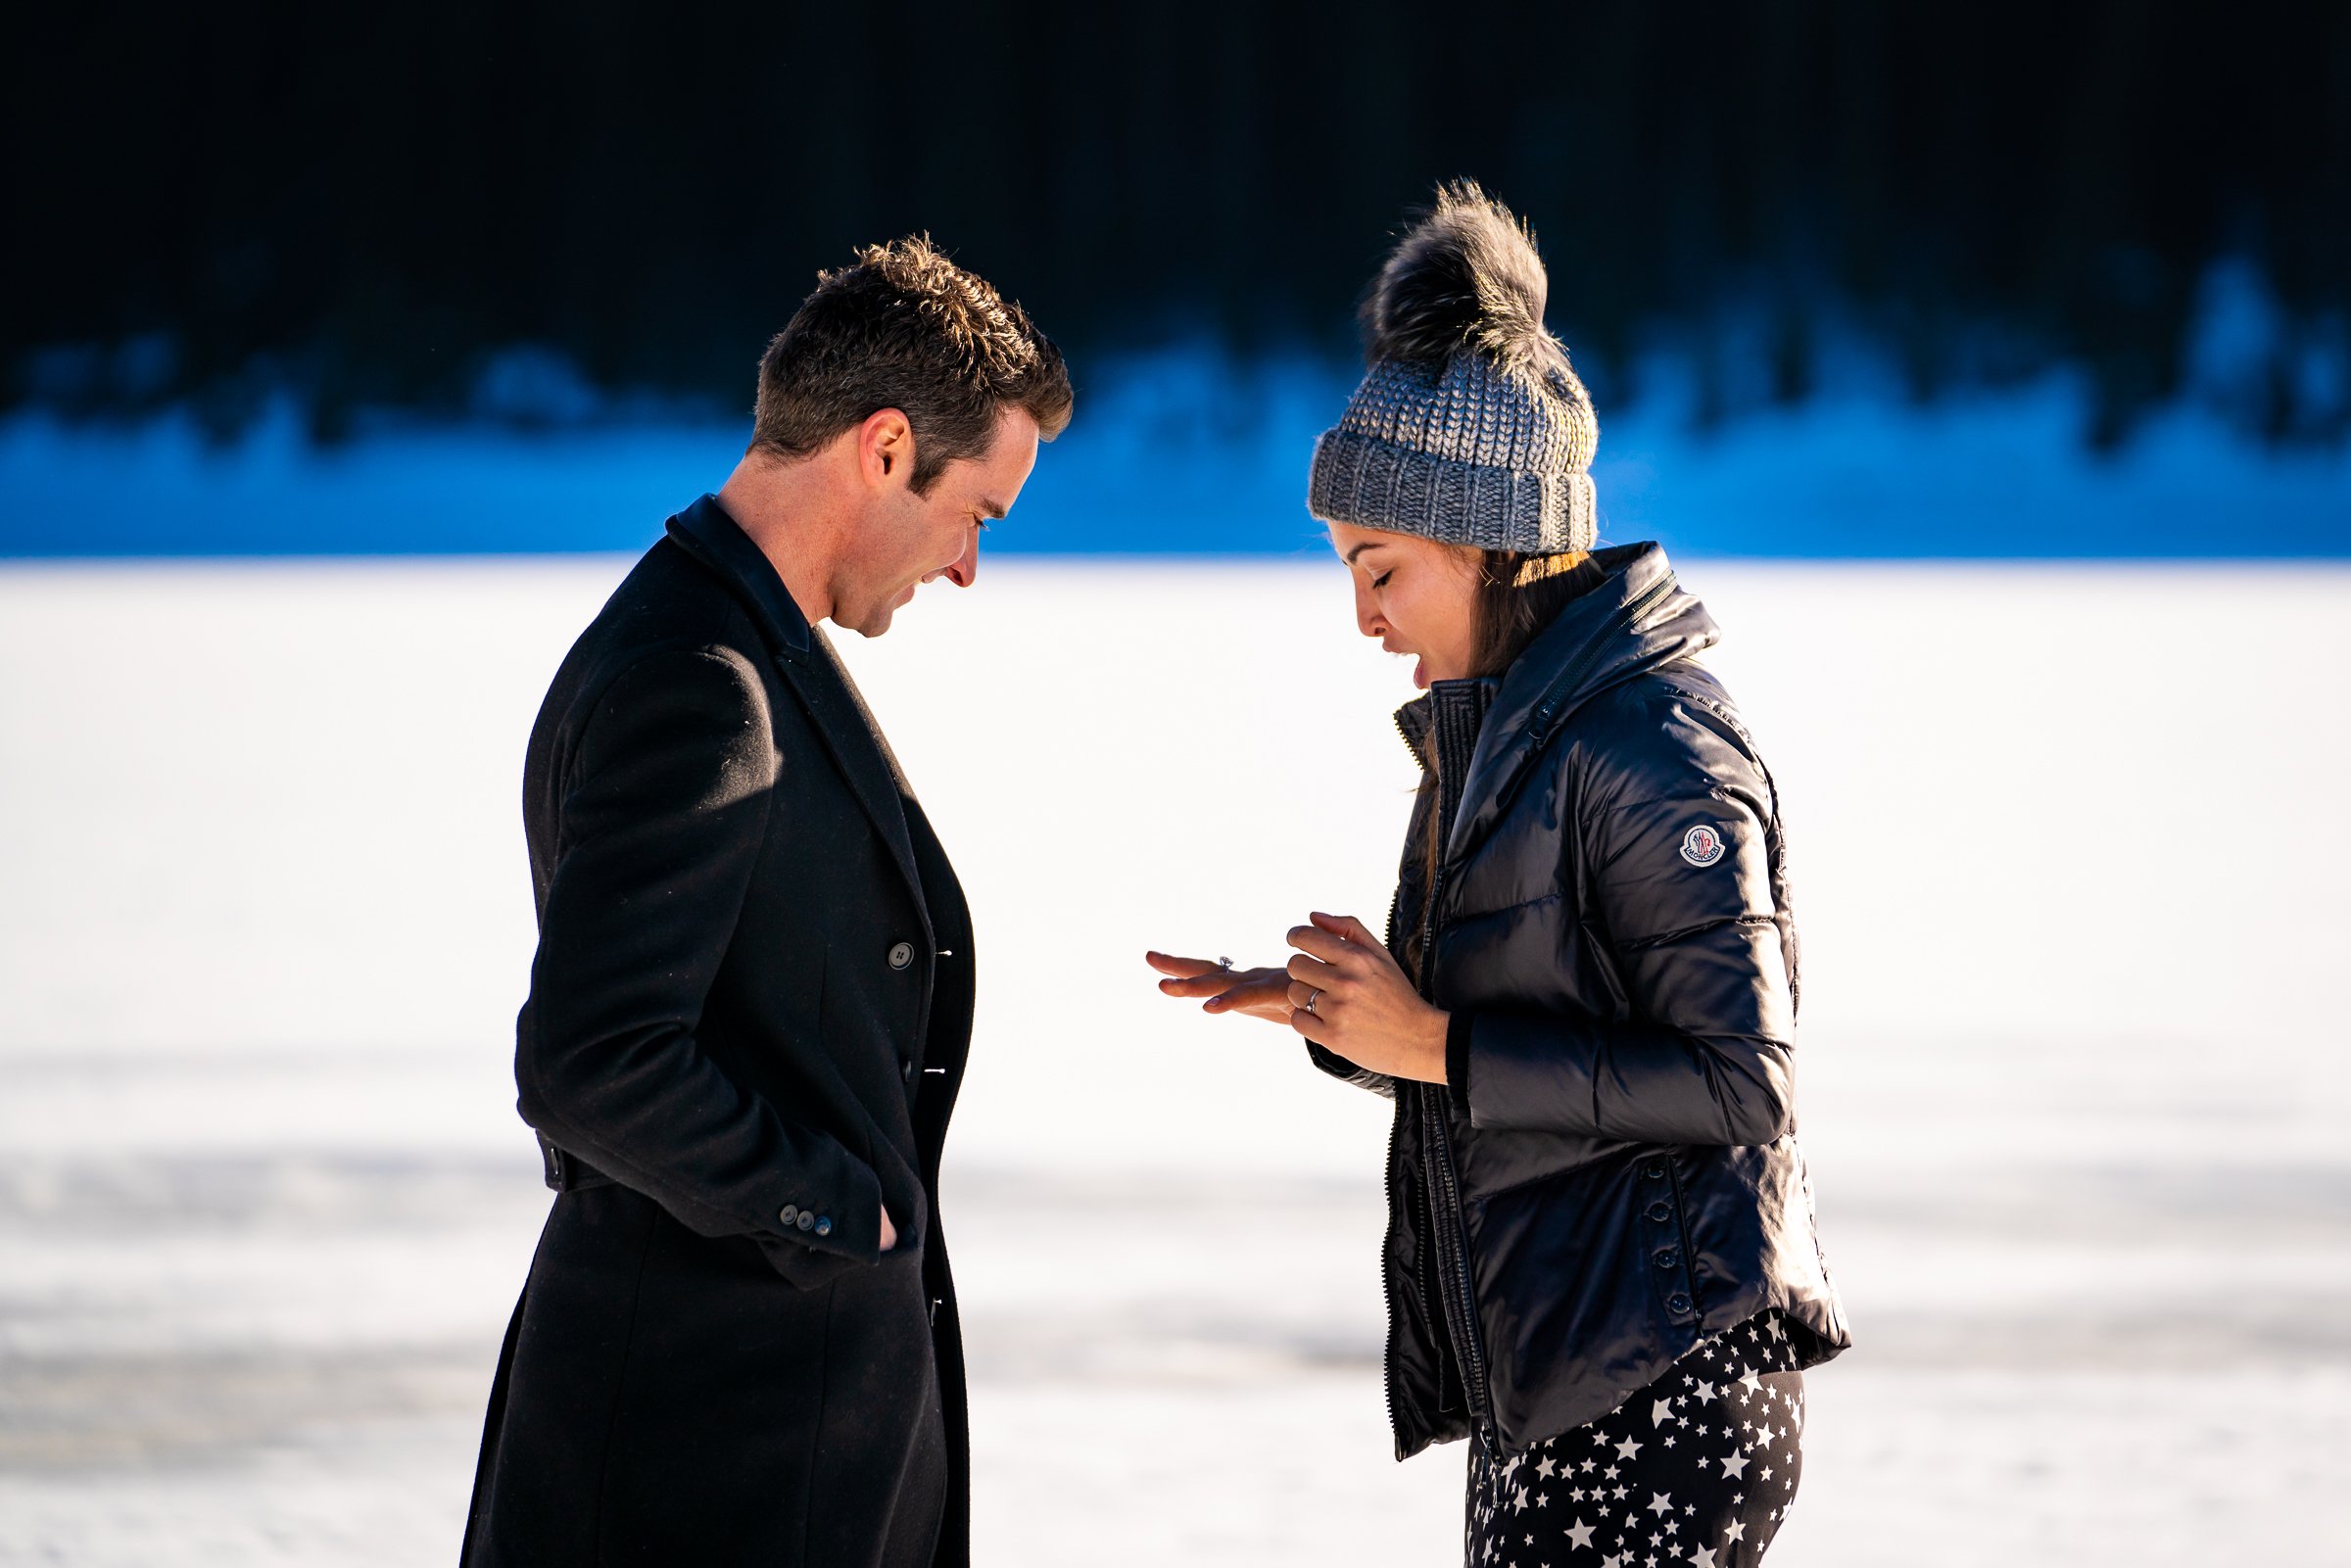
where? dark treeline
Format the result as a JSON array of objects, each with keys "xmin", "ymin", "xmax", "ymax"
[{"xmin": 8, "ymin": 0, "xmax": 2348, "ymax": 447}]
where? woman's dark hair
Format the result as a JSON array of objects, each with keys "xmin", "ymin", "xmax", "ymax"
[
  {"xmin": 1408, "ymin": 548, "xmax": 1608, "ymax": 941},
  {"xmin": 1464, "ymin": 548, "xmax": 1607, "ymax": 678}
]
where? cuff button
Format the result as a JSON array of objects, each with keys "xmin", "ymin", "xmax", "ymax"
[
  {"xmin": 814, "ymin": 1215, "xmax": 832, "ymax": 1237},
  {"xmin": 796, "ymin": 1211, "xmax": 814, "ymax": 1231},
  {"xmin": 779, "ymin": 1204, "xmax": 798, "ymax": 1224}
]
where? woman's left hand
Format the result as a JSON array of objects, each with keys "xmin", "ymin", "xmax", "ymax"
[{"xmin": 1285, "ymin": 912, "xmax": 1451, "ymax": 1083}]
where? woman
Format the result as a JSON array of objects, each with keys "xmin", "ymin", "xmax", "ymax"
[{"xmin": 1147, "ymin": 183, "xmax": 1847, "ymax": 1566}]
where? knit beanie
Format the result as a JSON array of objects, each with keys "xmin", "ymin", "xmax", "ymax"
[{"xmin": 1308, "ymin": 181, "xmax": 1599, "ymax": 554}]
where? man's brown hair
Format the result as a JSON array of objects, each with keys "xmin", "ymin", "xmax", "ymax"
[{"xmin": 750, "ymin": 236, "xmax": 1073, "ymax": 494}]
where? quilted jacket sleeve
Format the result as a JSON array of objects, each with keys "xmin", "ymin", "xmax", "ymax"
[
  {"xmin": 1460, "ymin": 703, "xmax": 1798, "ymax": 1146},
  {"xmin": 514, "ymin": 645, "xmax": 890, "ymax": 1266}
]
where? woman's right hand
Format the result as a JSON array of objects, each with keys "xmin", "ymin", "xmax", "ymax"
[{"xmin": 1144, "ymin": 951, "xmax": 1296, "ymax": 1024}]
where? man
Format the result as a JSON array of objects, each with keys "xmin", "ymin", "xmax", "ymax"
[{"xmin": 462, "ymin": 237, "xmax": 1071, "ymax": 1568}]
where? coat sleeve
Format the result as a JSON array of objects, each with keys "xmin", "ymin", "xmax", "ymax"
[
  {"xmin": 514, "ymin": 645, "xmax": 889, "ymax": 1267},
  {"xmin": 1307, "ymin": 1040, "xmax": 1398, "ymax": 1100},
  {"xmin": 1459, "ymin": 712, "xmax": 1797, "ymax": 1146}
]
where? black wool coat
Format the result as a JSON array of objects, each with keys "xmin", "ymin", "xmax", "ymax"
[
  {"xmin": 463, "ymin": 496, "xmax": 978, "ymax": 1568},
  {"xmin": 1312, "ymin": 543, "xmax": 1850, "ymax": 1460}
]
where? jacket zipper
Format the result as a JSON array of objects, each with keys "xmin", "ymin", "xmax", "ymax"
[
  {"xmin": 1417, "ymin": 852, "xmax": 1497, "ymax": 1443},
  {"xmin": 1403, "ymin": 570, "xmax": 1680, "ymax": 1453}
]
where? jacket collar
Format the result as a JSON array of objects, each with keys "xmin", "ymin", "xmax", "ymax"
[
  {"xmin": 1428, "ymin": 542, "xmax": 1719, "ymax": 860},
  {"xmin": 663, "ymin": 494, "xmax": 813, "ymax": 657}
]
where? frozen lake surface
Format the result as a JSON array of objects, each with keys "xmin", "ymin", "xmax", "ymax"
[{"xmin": 2, "ymin": 556, "xmax": 2347, "ymax": 1565}]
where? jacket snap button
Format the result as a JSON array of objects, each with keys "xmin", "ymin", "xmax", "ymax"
[
  {"xmin": 1643, "ymin": 1162, "xmax": 1666, "ymax": 1181},
  {"xmin": 888, "ymin": 941, "xmax": 915, "ymax": 971},
  {"xmin": 1655, "ymin": 1248, "xmax": 1680, "ymax": 1269},
  {"xmin": 779, "ymin": 1204, "xmax": 798, "ymax": 1224},
  {"xmin": 1645, "ymin": 1200, "xmax": 1672, "ymax": 1223},
  {"xmin": 902, "ymin": 1059, "xmax": 917, "ymax": 1083},
  {"xmin": 796, "ymin": 1211, "xmax": 815, "ymax": 1231},
  {"xmin": 814, "ymin": 1215, "xmax": 832, "ymax": 1237},
  {"xmin": 1666, "ymin": 1292, "xmax": 1693, "ymax": 1315}
]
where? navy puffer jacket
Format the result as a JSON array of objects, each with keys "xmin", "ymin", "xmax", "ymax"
[{"xmin": 1311, "ymin": 542, "xmax": 1849, "ymax": 1459}]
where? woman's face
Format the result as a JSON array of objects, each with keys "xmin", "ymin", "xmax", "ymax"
[{"xmin": 1328, "ymin": 522, "xmax": 1480, "ymax": 689}]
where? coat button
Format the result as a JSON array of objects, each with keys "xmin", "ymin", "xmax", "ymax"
[
  {"xmin": 1655, "ymin": 1248, "xmax": 1680, "ymax": 1269},
  {"xmin": 796, "ymin": 1211, "xmax": 815, "ymax": 1231},
  {"xmin": 779, "ymin": 1204, "xmax": 798, "ymax": 1224},
  {"xmin": 814, "ymin": 1215, "xmax": 832, "ymax": 1237},
  {"xmin": 1643, "ymin": 1162, "xmax": 1666, "ymax": 1181},
  {"xmin": 903, "ymin": 1060, "xmax": 917, "ymax": 1083},
  {"xmin": 1645, "ymin": 1200, "xmax": 1672, "ymax": 1223},
  {"xmin": 888, "ymin": 941, "xmax": 915, "ymax": 971},
  {"xmin": 1666, "ymin": 1292, "xmax": 1693, "ymax": 1315}
]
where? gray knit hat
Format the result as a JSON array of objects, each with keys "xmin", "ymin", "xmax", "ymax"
[{"xmin": 1308, "ymin": 181, "xmax": 1599, "ymax": 554}]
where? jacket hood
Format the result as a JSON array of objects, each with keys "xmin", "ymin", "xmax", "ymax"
[{"xmin": 1396, "ymin": 542, "xmax": 1717, "ymax": 860}]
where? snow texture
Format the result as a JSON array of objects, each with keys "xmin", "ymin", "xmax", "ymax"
[{"xmin": 1, "ymin": 558, "xmax": 2347, "ymax": 1565}]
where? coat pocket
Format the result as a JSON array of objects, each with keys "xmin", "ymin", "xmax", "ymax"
[{"xmin": 1462, "ymin": 1154, "xmax": 1669, "ymax": 1441}]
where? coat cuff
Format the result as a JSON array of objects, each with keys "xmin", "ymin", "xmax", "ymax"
[{"xmin": 1444, "ymin": 1010, "xmax": 1474, "ymax": 1117}]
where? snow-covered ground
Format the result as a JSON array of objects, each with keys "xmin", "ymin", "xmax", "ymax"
[{"xmin": 2, "ymin": 557, "xmax": 2347, "ymax": 1565}]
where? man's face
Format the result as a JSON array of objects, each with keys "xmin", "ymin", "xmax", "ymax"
[{"xmin": 835, "ymin": 405, "xmax": 1040, "ymax": 637}]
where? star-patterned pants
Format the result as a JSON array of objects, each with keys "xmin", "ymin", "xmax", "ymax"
[{"xmin": 1464, "ymin": 1309, "xmax": 1805, "ymax": 1568}]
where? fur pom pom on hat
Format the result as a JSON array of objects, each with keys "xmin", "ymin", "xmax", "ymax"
[{"xmin": 1309, "ymin": 181, "xmax": 1599, "ymax": 554}]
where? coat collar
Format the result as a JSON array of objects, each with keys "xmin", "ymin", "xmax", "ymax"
[
  {"xmin": 663, "ymin": 494, "xmax": 932, "ymax": 930},
  {"xmin": 663, "ymin": 494, "xmax": 813, "ymax": 657},
  {"xmin": 1445, "ymin": 542, "xmax": 1719, "ymax": 860}
]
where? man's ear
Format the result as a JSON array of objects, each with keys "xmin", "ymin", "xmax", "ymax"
[{"xmin": 857, "ymin": 408, "xmax": 916, "ymax": 492}]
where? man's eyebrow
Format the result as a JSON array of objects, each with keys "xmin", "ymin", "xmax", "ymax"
[{"xmin": 978, "ymin": 497, "xmax": 1008, "ymax": 520}]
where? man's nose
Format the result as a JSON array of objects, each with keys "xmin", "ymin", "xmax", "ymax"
[{"xmin": 943, "ymin": 529, "xmax": 980, "ymax": 589}]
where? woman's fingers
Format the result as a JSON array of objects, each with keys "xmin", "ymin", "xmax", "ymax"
[
  {"xmin": 1285, "ymin": 923, "xmax": 1358, "ymax": 966},
  {"xmin": 1285, "ymin": 952, "xmax": 1339, "ymax": 987},
  {"xmin": 1310, "ymin": 911, "xmax": 1383, "ymax": 950},
  {"xmin": 1148, "ymin": 951, "xmax": 1248, "ymax": 998},
  {"xmin": 1158, "ymin": 973, "xmax": 1227, "ymax": 997},
  {"xmin": 1144, "ymin": 950, "xmax": 1224, "ymax": 978},
  {"xmin": 1307, "ymin": 907, "xmax": 1391, "ymax": 959},
  {"xmin": 1203, "ymin": 972, "xmax": 1291, "ymax": 1017}
]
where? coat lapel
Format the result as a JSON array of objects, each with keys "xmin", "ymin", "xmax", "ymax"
[
  {"xmin": 779, "ymin": 630, "xmax": 928, "ymax": 924},
  {"xmin": 663, "ymin": 496, "xmax": 928, "ymax": 921}
]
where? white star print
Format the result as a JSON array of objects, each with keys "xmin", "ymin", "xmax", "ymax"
[
  {"xmin": 1694, "ymin": 1380, "xmax": 1717, "ymax": 1402},
  {"xmin": 1653, "ymin": 1398, "xmax": 1675, "ymax": 1427},
  {"xmin": 1567, "ymin": 1518, "xmax": 1597, "ymax": 1550},
  {"xmin": 1688, "ymin": 1548, "xmax": 1717, "ymax": 1568},
  {"xmin": 1616, "ymin": 1438, "xmax": 1644, "ymax": 1462},
  {"xmin": 1723, "ymin": 1522, "xmax": 1746, "ymax": 1543},
  {"xmin": 1738, "ymin": 1369, "xmax": 1760, "ymax": 1396},
  {"xmin": 1647, "ymin": 1493, "xmax": 1673, "ymax": 1517},
  {"xmin": 1719, "ymin": 1452, "xmax": 1749, "ymax": 1480}
]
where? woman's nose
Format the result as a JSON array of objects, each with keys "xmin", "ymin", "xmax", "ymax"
[{"xmin": 1353, "ymin": 580, "xmax": 1384, "ymax": 638}]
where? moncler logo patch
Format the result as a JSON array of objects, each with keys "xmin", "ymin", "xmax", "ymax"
[{"xmin": 1679, "ymin": 824, "xmax": 1726, "ymax": 867}]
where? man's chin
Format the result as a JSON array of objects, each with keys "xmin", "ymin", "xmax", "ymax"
[{"xmin": 838, "ymin": 583, "xmax": 919, "ymax": 639}]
